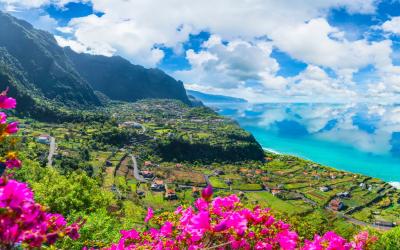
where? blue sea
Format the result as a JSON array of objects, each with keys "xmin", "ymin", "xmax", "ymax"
[{"xmin": 207, "ymin": 102, "xmax": 400, "ymax": 186}]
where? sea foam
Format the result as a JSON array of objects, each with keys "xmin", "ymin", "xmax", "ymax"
[{"xmin": 389, "ymin": 182, "xmax": 400, "ymax": 189}]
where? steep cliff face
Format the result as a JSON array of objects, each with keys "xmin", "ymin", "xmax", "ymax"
[
  {"xmin": 0, "ymin": 12, "xmax": 101, "ymax": 107},
  {"xmin": 65, "ymin": 48, "xmax": 191, "ymax": 105}
]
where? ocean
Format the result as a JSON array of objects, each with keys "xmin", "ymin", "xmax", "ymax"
[{"xmin": 208, "ymin": 102, "xmax": 400, "ymax": 185}]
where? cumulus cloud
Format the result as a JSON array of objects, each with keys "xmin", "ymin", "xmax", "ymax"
[
  {"xmin": 288, "ymin": 65, "xmax": 358, "ymax": 101},
  {"xmin": 269, "ymin": 18, "xmax": 392, "ymax": 81},
  {"xmin": 53, "ymin": 0, "xmax": 381, "ymax": 66},
  {"xmin": 175, "ymin": 35, "xmax": 286, "ymax": 91},
  {"xmin": 382, "ymin": 16, "xmax": 400, "ymax": 35}
]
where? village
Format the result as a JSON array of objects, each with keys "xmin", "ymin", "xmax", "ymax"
[{"xmin": 15, "ymin": 99, "xmax": 400, "ymax": 236}]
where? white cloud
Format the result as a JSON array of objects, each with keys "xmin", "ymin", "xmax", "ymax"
[
  {"xmin": 55, "ymin": 35, "xmax": 89, "ymax": 53},
  {"xmin": 382, "ymin": 16, "xmax": 400, "ymax": 35},
  {"xmin": 174, "ymin": 35, "xmax": 287, "ymax": 101},
  {"xmin": 56, "ymin": 0, "xmax": 382, "ymax": 68},
  {"xmin": 287, "ymin": 65, "xmax": 358, "ymax": 101},
  {"xmin": 269, "ymin": 18, "xmax": 392, "ymax": 80}
]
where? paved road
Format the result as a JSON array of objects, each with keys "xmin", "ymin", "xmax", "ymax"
[
  {"xmin": 138, "ymin": 123, "xmax": 146, "ymax": 134},
  {"xmin": 204, "ymin": 175, "xmax": 211, "ymax": 186},
  {"xmin": 325, "ymin": 207, "xmax": 393, "ymax": 231},
  {"xmin": 131, "ymin": 154, "xmax": 148, "ymax": 182},
  {"xmin": 47, "ymin": 137, "xmax": 56, "ymax": 166}
]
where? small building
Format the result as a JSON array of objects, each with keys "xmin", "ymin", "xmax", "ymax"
[
  {"xmin": 37, "ymin": 134, "xmax": 51, "ymax": 144},
  {"xmin": 150, "ymin": 179, "xmax": 165, "ymax": 191},
  {"xmin": 136, "ymin": 190, "xmax": 145, "ymax": 197},
  {"xmin": 214, "ymin": 170, "xmax": 225, "ymax": 176},
  {"xmin": 271, "ymin": 189, "xmax": 282, "ymax": 196},
  {"xmin": 225, "ymin": 179, "xmax": 233, "ymax": 185},
  {"xmin": 165, "ymin": 189, "xmax": 178, "ymax": 200},
  {"xmin": 265, "ymin": 157, "xmax": 273, "ymax": 162},
  {"xmin": 320, "ymin": 186, "xmax": 331, "ymax": 192},
  {"xmin": 120, "ymin": 121, "xmax": 142, "ymax": 129},
  {"xmin": 374, "ymin": 220, "xmax": 395, "ymax": 228},
  {"xmin": 336, "ymin": 192, "xmax": 351, "ymax": 198},
  {"xmin": 329, "ymin": 199, "xmax": 345, "ymax": 211},
  {"xmin": 144, "ymin": 161, "xmax": 153, "ymax": 167},
  {"xmin": 140, "ymin": 170, "xmax": 154, "ymax": 179},
  {"xmin": 255, "ymin": 169, "xmax": 263, "ymax": 175},
  {"xmin": 192, "ymin": 187, "xmax": 200, "ymax": 197}
]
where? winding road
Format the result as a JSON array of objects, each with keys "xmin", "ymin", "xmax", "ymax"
[
  {"xmin": 131, "ymin": 154, "xmax": 148, "ymax": 182},
  {"xmin": 325, "ymin": 207, "xmax": 394, "ymax": 231},
  {"xmin": 47, "ymin": 136, "xmax": 56, "ymax": 167}
]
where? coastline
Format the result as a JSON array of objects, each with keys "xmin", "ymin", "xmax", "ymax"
[
  {"xmin": 205, "ymin": 101, "xmax": 400, "ymax": 191},
  {"xmin": 262, "ymin": 147, "xmax": 281, "ymax": 155},
  {"xmin": 262, "ymin": 145, "xmax": 400, "ymax": 190}
]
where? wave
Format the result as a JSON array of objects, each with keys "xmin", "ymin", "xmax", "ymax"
[
  {"xmin": 389, "ymin": 182, "xmax": 400, "ymax": 189},
  {"xmin": 262, "ymin": 147, "xmax": 281, "ymax": 154}
]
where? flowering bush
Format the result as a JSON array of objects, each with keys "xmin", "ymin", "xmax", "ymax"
[
  {"xmin": 0, "ymin": 88, "xmax": 83, "ymax": 249},
  {"xmin": 108, "ymin": 185, "xmax": 376, "ymax": 250}
]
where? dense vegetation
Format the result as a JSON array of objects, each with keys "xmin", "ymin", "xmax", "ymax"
[
  {"xmin": 66, "ymin": 48, "xmax": 190, "ymax": 104},
  {"xmin": 156, "ymin": 136, "xmax": 264, "ymax": 162}
]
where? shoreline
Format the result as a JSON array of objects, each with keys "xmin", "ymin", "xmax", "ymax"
[
  {"xmin": 262, "ymin": 146, "xmax": 400, "ymax": 190},
  {"xmin": 206, "ymin": 101, "xmax": 400, "ymax": 190}
]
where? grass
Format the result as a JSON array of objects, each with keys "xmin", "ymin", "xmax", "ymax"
[
  {"xmin": 103, "ymin": 166, "xmax": 115, "ymax": 188},
  {"xmin": 209, "ymin": 176, "xmax": 229, "ymax": 189},
  {"xmin": 232, "ymin": 183, "xmax": 263, "ymax": 191},
  {"xmin": 246, "ymin": 192, "xmax": 309, "ymax": 215}
]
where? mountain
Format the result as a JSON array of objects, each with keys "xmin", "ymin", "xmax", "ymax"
[
  {"xmin": 0, "ymin": 11, "xmax": 101, "ymax": 107},
  {"xmin": 187, "ymin": 90, "xmax": 247, "ymax": 104},
  {"xmin": 65, "ymin": 48, "xmax": 191, "ymax": 104},
  {"xmin": 0, "ymin": 11, "xmax": 191, "ymax": 118}
]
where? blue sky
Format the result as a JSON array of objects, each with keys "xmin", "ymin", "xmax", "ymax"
[{"xmin": 2, "ymin": 0, "xmax": 400, "ymax": 102}]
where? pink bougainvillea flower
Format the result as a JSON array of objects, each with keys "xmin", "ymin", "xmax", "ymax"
[
  {"xmin": 160, "ymin": 221, "xmax": 173, "ymax": 237},
  {"xmin": 107, "ymin": 192, "xmax": 377, "ymax": 250},
  {"xmin": 277, "ymin": 230, "xmax": 298, "ymax": 250},
  {"xmin": 5, "ymin": 121, "xmax": 18, "ymax": 134},
  {"xmin": 120, "ymin": 228, "xmax": 140, "ymax": 241},
  {"xmin": 213, "ymin": 219, "xmax": 228, "ymax": 232},
  {"xmin": 144, "ymin": 207, "xmax": 154, "ymax": 223},
  {"xmin": 0, "ymin": 179, "xmax": 83, "ymax": 248},
  {"xmin": 190, "ymin": 211, "xmax": 210, "ymax": 231},
  {"xmin": 5, "ymin": 158, "xmax": 21, "ymax": 169},
  {"xmin": 194, "ymin": 197, "xmax": 208, "ymax": 211},
  {"xmin": 0, "ymin": 95, "xmax": 16, "ymax": 109},
  {"xmin": 0, "ymin": 93, "xmax": 82, "ymax": 248},
  {"xmin": 0, "ymin": 112, "xmax": 6, "ymax": 124},
  {"xmin": 201, "ymin": 185, "xmax": 213, "ymax": 201}
]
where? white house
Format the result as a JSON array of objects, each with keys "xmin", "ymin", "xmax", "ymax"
[{"xmin": 37, "ymin": 134, "xmax": 50, "ymax": 144}]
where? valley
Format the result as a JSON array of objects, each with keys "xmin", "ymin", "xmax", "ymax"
[{"xmin": 14, "ymin": 99, "xmax": 400, "ymax": 248}]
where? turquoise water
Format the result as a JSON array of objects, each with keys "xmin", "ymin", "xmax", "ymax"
[{"xmin": 210, "ymin": 102, "xmax": 400, "ymax": 184}]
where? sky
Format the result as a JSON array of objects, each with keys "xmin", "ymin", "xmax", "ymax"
[{"xmin": 2, "ymin": 0, "xmax": 400, "ymax": 103}]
